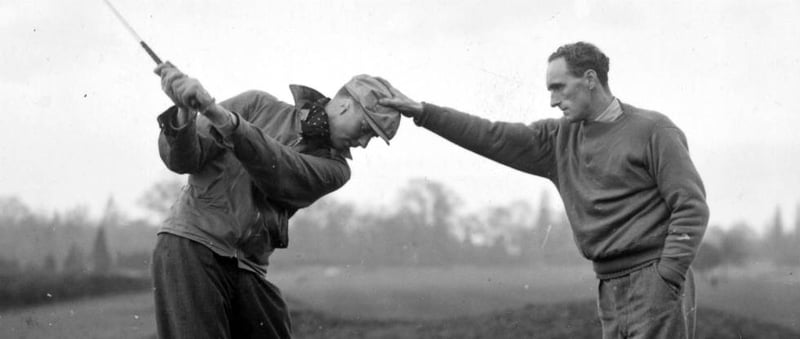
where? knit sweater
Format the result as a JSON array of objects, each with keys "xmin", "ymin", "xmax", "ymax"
[{"xmin": 415, "ymin": 101, "xmax": 709, "ymax": 286}]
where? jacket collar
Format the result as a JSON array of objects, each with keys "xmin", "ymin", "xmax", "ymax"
[
  {"xmin": 289, "ymin": 84, "xmax": 327, "ymax": 109},
  {"xmin": 288, "ymin": 85, "xmax": 351, "ymax": 159}
]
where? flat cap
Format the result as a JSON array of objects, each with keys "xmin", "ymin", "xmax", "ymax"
[{"xmin": 342, "ymin": 74, "xmax": 401, "ymax": 145}]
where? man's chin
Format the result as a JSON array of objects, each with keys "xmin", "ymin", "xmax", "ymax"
[{"xmin": 330, "ymin": 141, "xmax": 349, "ymax": 150}]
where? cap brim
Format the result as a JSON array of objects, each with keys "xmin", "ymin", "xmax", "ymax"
[
  {"xmin": 343, "ymin": 81, "xmax": 392, "ymax": 145},
  {"xmin": 361, "ymin": 108, "xmax": 391, "ymax": 145}
]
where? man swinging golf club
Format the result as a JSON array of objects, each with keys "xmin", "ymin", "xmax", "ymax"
[
  {"xmin": 98, "ymin": 2, "xmax": 403, "ymax": 337},
  {"xmin": 151, "ymin": 63, "xmax": 401, "ymax": 338}
]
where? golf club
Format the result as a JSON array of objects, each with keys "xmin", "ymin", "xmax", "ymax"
[{"xmin": 101, "ymin": 0, "xmax": 162, "ymax": 65}]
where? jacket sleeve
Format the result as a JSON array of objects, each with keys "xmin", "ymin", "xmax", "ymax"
[
  {"xmin": 157, "ymin": 106, "xmax": 226, "ymax": 174},
  {"xmin": 213, "ymin": 91, "xmax": 351, "ymax": 209},
  {"xmin": 414, "ymin": 103, "xmax": 558, "ymax": 178},
  {"xmin": 650, "ymin": 126, "xmax": 710, "ymax": 287}
]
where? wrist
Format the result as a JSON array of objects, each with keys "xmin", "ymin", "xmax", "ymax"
[
  {"xmin": 412, "ymin": 102, "xmax": 433, "ymax": 126},
  {"xmin": 410, "ymin": 102, "xmax": 424, "ymax": 116},
  {"xmin": 205, "ymin": 104, "xmax": 238, "ymax": 136},
  {"xmin": 174, "ymin": 107, "xmax": 192, "ymax": 126}
]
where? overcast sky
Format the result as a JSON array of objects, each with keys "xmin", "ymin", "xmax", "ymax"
[{"xmin": 1, "ymin": 0, "xmax": 798, "ymax": 232}]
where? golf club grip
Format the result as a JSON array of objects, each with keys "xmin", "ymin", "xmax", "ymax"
[
  {"xmin": 189, "ymin": 98, "xmax": 202, "ymax": 110},
  {"xmin": 148, "ymin": 53, "xmax": 201, "ymax": 110}
]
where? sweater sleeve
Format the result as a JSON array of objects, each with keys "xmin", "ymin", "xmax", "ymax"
[
  {"xmin": 650, "ymin": 126, "xmax": 710, "ymax": 287},
  {"xmin": 415, "ymin": 103, "xmax": 558, "ymax": 178}
]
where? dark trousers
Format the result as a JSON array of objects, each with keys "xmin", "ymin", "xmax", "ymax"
[
  {"xmin": 152, "ymin": 233, "xmax": 291, "ymax": 339},
  {"xmin": 597, "ymin": 262, "xmax": 696, "ymax": 339}
]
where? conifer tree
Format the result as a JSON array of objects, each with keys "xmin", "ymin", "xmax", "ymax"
[
  {"xmin": 63, "ymin": 243, "xmax": 86, "ymax": 274},
  {"xmin": 92, "ymin": 226, "xmax": 112, "ymax": 274}
]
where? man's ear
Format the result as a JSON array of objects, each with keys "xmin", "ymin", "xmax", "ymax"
[
  {"xmin": 584, "ymin": 69, "xmax": 598, "ymax": 90},
  {"xmin": 339, "ymin": 101, "xmax": 351, "ymax": 116}
]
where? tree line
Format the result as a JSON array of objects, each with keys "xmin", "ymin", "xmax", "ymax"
[
  {"xmin": 694, "ymin": 207, "xmax": 800, "ymax": 270},
  {"xmin": 0, "ymin": 196, "xmax": 154, "ymax": 276},
  {"xmin": 272, "ymin": 178, "xmax": 584, "ymax": 267},
  {"xmin": 1, "ymin": 177, "xmax": 799, "ymax": 277}
]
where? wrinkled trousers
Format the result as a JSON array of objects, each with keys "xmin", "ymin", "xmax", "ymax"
[
  {"xmin": 152, "ymin": 233, "xmax": 291, "ymax": 339},
  {"xmin": 597, "ymin": 262, "xmax": 696, "ymax": 339}
]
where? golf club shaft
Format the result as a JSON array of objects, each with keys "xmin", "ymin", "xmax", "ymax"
[
  {"xmin": 102, "ymin": 0, "xmax": 162, "ymax": 65},
  {"xmin": 103, "ymin": 0, "xmax": 205, "ymax": 109},
  {"xmin": 140, "ymin": 41, "xmax": 162, "ymax": 65}
]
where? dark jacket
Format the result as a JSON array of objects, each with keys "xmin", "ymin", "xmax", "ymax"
[{"xmin": 157, "ymin": 87, "xmax": 350, "ymax": 273}]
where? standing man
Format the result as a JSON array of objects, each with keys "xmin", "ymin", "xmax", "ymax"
[
  {"xmin": 379, "ymin": 42, "xmax": 709, "ymax": 339},
  {"xmin": 151, "ymin": 62, "xmax": 401, "ymax": 338}
]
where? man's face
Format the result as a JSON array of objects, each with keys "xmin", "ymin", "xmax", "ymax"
[
  {"xmin": 546, "ymin": 57, "xmax": 592, "ymax": 122},
  {"xmin": 327, "ymin": 93, "xmax": 377, "ymax": 150}
]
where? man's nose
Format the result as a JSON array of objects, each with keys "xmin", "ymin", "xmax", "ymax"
[
  {"xmin": 357, "ymin": 135, "xmax": 371, "ymax": 148},
  {"xmin": 550, "ymin": 92, "xmax": 560, "ymax": 108}
]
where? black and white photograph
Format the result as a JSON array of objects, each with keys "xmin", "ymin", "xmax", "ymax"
[{"xmin": 0, "ymin": 1, "xmax": 798, "ymax": 338}]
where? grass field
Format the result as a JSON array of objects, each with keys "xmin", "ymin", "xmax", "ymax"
[
  {"xmin": 0, "ymin": 291, "xmax": 154, "ymax": 339},
  {"xmin": 1, "ymin": 265, "xmax": 798, "ymax": 338},
  {"xmin": 269, "ymin": 264, "xmax": 599, "ymax": 320},
  {"xmin": 698, "ymin": 266, "xmax": 800, "ymax": 333}
]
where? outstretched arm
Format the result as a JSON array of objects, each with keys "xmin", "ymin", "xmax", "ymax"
[{"xmin": 379, "ymin": 86, "xmax": 558, "ymax": 177}]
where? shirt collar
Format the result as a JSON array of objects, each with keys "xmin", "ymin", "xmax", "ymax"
[
  {"xmin": 288, "ymin": 85, "xmax": 351, "ymax": 159},
  {"xmin": 593, "ymin": 97, "xmax": 622, "ymax": 122}
]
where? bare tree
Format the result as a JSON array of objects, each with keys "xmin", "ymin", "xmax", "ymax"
[{"xmin": 138, "ymin": 178, "xmax": 184, "ymax": 220}]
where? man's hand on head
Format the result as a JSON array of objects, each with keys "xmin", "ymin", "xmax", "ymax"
[
  {"xmin": 376, "ymin": 83, "xmax": 423, "ymax": 118},
  {"xmin": 378, "ymin": 97, "xmax": 423, "ymax": 118}
]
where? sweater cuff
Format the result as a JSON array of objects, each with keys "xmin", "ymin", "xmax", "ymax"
[{"xmin": 414, "ymin": 102, "xmax": 441, "ymax": 126}]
